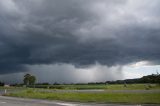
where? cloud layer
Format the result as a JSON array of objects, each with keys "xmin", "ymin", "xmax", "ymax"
[
  {"xmin": 0, "ymin": 0, "xmax": 160, "ymax": 75},
  {"xmin": 0, "ymin": 63, "xmax": 123, "ymax": 83}
]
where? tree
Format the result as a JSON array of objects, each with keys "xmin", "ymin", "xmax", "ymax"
[
  {"xmin": 23, "ymin": 74, "xmax": 36, "ymax": 86},
  {"xmin": 0, "ymin": 81, "xmax": 4, "ymax": 86},
  {"xmin": 29, "ymin": 75, "xmax": 36, "ymax": 85},
  {"xmin": 23, "ymin": 74, "xmax": 31, "ymax": 85}
]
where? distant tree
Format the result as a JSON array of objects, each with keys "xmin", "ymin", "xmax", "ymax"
[
  {"xmin": 23, "ymin": 74, "xmax": 31, "ymax": 85},
  {"xmin": 29, "ymin": 75, "xmax": 36, "ymax": 85},
  {"xmin": 0, "ymin": 82, "xmax": 4, "ymax": 86},
  {"xmin": 23, "ymin": 74, "xmax": 36, "ymax": 86}
]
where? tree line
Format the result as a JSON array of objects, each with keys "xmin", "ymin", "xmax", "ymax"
[
  {"xmin": 0, "ymin": 82, "xmax": 4, "ymax": 86},
  {"xmin": 106, "ymin": 73, "xmax": 160, "ymax": 84},
  {"xmin": 23, "ymin": 73, "xmax": 160, "ymax": 86}
]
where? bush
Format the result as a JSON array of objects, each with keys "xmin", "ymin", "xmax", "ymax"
[{"xmin": 26, "ymin": 89, "xmax": 34, "ymax": 93}]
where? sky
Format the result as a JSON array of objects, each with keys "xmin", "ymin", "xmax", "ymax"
[{"xmin": 0, "ymin": 0, "xmax": 160, "ymax": 84}]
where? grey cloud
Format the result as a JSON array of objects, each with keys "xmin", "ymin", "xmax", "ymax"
[
  {"xmin": 0, "ymin": 0, "xmax": 160, "ymax": 74},
  {"xmin": 0, "ymin": 64, "xmax": 123, "ymax": 83}
]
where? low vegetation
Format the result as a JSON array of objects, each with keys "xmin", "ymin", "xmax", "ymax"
[
  {"xmin": 26, "ymin": 84, "xmax": 160, "ymax": 90},
  {"xmin": 6, "ymin": 89, "xmax": 160, "ymax": 104}
]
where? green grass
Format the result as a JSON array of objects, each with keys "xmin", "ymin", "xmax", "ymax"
[
  {"xmin": 1, "ymin": 84, "xmax": 159, "ymax": 90},
  {"xmin": 29, "ymin": 84, "xmax": 160, "ymax": 90},
  {"xmin": 3, "ymin": 84, "xmax": 160, "ymax": 104},
  {"xmin": 1, "ymin": 84, "xmax": 159, "ymax": 92},
  {"xmin": 106, "ymin": 84, "xmax": 160, "ymax": 90},
  {"xmin": 0, "ymin": 86, "xmax": 19, "ymax": 90},
  {"xmin": 6, "ymin": 89, "xmax": 160, "ymax": 104},
  {"xmin": 28, "ymin": 84, "xmax": 108, "ymax": 89}
]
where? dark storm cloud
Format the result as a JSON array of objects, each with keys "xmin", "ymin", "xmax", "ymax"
[
  {"xmin": 0, "ymin": 64, "xmax": 124, "ymax": 84},
  {"xmin": 0, "ymin": 0, "xmax": 160, "ymax": 74}
]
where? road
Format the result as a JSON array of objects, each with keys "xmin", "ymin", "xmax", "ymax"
[{"xmin": 1, "ymin": 96, "xmax": 157, "ymax": 106}]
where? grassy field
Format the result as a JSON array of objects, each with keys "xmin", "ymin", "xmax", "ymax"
[
  {"xmin": 2, "ymin": 84, "xmax": 160, "ymax": 104},
  {"xmin": 1, "ymin": 84, "xmax": 159, "ymax": 90},
  {"xmin": 6, "ymin": 89, "xmax": 160, "ymax": 104},
  {"xmin": 0, "ymin": 86, "xmax": 20, "ymax": 90},
  {"xmin": 28, "ymin": 84, "xmax": 160, "ymax": 90}
]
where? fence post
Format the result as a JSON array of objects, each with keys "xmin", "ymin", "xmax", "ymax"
[{"xmin": 4, "ymin": 89, "xmax": 7, "ymax": 94}]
